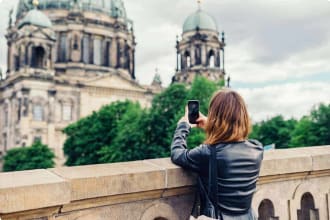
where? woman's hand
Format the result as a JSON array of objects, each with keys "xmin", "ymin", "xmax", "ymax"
[
  {"xmin": 177, "ymin": 106, "xmax": 207, "ymax": 129},
  {"xmin": 196, "ymin": 112, "xmax": 207, "ymax": 130},
  {"xmin": 178, "ymin": 106, "xmax": 196, "ymax": 127}
]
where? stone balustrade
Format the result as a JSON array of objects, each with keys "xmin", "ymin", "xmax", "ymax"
[{"xmin": 0, "ymin": 146, "xmax": 329, "ymax": 220}]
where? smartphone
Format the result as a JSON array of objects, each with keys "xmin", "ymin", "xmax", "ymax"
[{"xmin": 188, "ymin": 100, "xmax": 199, "ymax": 124}]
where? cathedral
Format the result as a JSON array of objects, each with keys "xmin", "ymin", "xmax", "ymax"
[{"xmin": 0, "ymin": 0, "xmax": 225, "ymax": 165}]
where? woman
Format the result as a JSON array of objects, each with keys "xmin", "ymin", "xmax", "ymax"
[{"xmin": 171, "ymin": 89, "xmax": 263, "ymax": 220}]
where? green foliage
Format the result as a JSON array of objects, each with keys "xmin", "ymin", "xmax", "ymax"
[
  {"xmin": 98, "ymin": 103, "xmax": 148, "ymax": 163},
  {"xmin": 249, "ymin": 116, "xmax": 297, "ymax": 149},
  {"xmin": 251, "ymin": 103, "xmax": 330, "ymax": 149},
  {"xmin": 147, "ymin": 83, "xmax": 189, "ymax": 152},
  {"xmin": 63, "ymin": 101, "xmax": 136, "ymax": 166},
  {"xmin": 3, "ymin": 141, "xmax": 55, "ymax": 172},
  {"xmin": 309, "ymin": 103, "xmax": 330, "ymax": 145},
  {"xmin": 288, "ymin": 116, "xmax": 313, "ymax": 147},
  {"xmin": 187, "ymin": 76, "xmax": 218, "ymax": 114},
  {"xmin": 289, "ymin": 104, "xmax": 330, "ymax": 147},
  {"xmin": 63, "ymin": 76, "xmax": 223, "ymax": 165}
]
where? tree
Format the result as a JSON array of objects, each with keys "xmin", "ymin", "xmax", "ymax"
[
  {"xmin": 309, "ymin": 103, "xmax": 330, "ymax": 145},
  {"xmin": 144, "ymin": 83, "xmax": 189, "ymax": 157},
  {"xmin": 249, "ymin": 116, "xmax": 297, "ymax": 149},
  {"xmin": 98, "ymin": 103, "xmax": 148, "ymax": 163},
  {"xmin": 288, "ymin": 116, "xmax": 313, "ymax": 147},
  {"xmin": 289, "ymin": 103, "xmax": 330, "ymax": 147},
  {"xmin": 63, "ymin": 100, "xmax": 136, "ymax": 166},
  {"xmin": 63, "ymin": 77, "xmax": 224, "ymax": 165},
  {"xmin": 3, "ymin": 141, "xmax": 55, "ymax": 172}
]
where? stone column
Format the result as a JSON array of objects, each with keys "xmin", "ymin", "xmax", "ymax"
[
  {"xmin": 201, "ymin": 44, "xmax": 206, "ymax": 67},
  {"xmin": 27, "ymin": 44, "xmax": 33, "ymax": 68},
  {"xmin": 47, "ymin": 90, "xmax": 56, "ymax": 123},
  {"xmin": 47, "ymin": 91, "xmax": 56, "ymax": 152},
  {"xmin": 7, "ymin": 98, "xmax": 13, "ymax": 150},
  {"xmin": 110, "ymin": 37, "xmax": 117, "ymax": 68}
]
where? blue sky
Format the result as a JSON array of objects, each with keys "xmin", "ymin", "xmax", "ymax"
[{"xmin": 0, "ymin": 0, "xmax": 329, "ymax": 122}]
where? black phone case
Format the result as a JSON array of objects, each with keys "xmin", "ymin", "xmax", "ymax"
[{"xmin": 188, "ymin": 100, "xmax": 199, "ymax": 124}]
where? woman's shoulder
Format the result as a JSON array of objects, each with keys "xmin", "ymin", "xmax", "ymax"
[
  {"xmin": 246, "ymin": 139, "xmax": 263, "ymax": 150},
  {"xmin": 193, "ymin": 144, "xmax": 212, "ymax": 157}
]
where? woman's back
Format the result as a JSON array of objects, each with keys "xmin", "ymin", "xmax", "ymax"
[
  {"xmin": 200, "ymin": 140, "xmax": 263, "ymax": 215},
  {"xmin": 171, "ymin": 89, "xmax": 264, "ymax": 219}
]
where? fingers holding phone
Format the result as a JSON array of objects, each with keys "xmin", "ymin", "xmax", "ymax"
[
  {"xmin": 196, "ymin": 112, "xmax": 207, "ymax": 130},
  {"xmin": 188, "ymin": 100, "xmax": 208, "ymax": 130}
]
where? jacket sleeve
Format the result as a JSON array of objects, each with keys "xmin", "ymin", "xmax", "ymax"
[{"xmin": 170, "ymin": 122, "xmax": 205, "ymax": 173}]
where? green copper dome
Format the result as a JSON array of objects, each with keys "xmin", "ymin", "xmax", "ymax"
[
  {"xmin": 16, "ymin": 0, "xmax": 127, "ymax": 20},
  {"xmin": 18, "ymin": 8, "xmax": 52, "ymax": 29},
  {"xmin": 183, "ymin": 9, "xmax": 218, "ymax": 33}
]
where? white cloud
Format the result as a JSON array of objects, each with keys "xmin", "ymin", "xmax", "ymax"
[
  {"xmin": 0, "ymin": 0, "xmax": 329, "ymax": 122},
  {"xmin": 238, "ymin": 82, "xmax": 330, "ymax": 122}
]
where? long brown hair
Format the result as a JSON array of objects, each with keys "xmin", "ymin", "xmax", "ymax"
[{"xmin": 205, "ymin": 89, "xmax": 251, "ymax": 144}]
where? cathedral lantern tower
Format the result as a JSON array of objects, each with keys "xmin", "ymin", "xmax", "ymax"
[
  {"xmin": 6, "ymin": 0, "xmax": 56, "ymax": 77},
  {"xmin": 172, "ymin": 1, "xmax": 226, "ymax": 84}
]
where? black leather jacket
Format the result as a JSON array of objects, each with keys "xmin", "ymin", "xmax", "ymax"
[{"xmin": 171, "ymin": 122, "xmax": 264, "ymax": 216}]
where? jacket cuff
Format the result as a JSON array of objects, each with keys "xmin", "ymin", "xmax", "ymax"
[{"xmin": 177, "ymin": 121, "xmax": 191, "ymax": 131}]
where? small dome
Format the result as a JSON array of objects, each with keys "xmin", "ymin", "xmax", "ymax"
[
  {"xmin": 18, "ymin": 9, "xmax": 52, "ymax": 29},
  {"xmin": 183, "ymin": 9, "xmax": 218, "ymax": 33}
]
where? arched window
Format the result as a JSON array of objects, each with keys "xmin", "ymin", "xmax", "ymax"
[
  {"xmin": 258, "ymin": 199, "xmax": 279, "ymax": 220},
  {"xmin": 15, "ymin": 47, "xmax": 22, "ymax": 70},
  {"xmin": 73, "ymin": 35, "xmax": 79, "ymax": 50},
  {"xmin": 208, "ymin": 50, "xmax": 215, "ymax": 68},
  {"xmin": 103, "ymin": 41, "xmax": 111, "ymax": 67},
  {"xmin": 62, "ymin": 104, "xmax": 72, "ymax": 121},
  {"xmin": 297, "ymin": 193, "xmax": 319, "ymax": 220},
  {"xmin": 57, "ymin": 33, "xmax": 67, "ymax": 62},
  {"xmin": 33, "ymin": 104, "xmax": 44, "ymax": 121},
  {"xmin": 31, "ymin": 46, "xmax": 46, "ymax": 69}
]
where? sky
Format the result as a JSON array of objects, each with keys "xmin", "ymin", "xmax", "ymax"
[{"xmin": 0, "ymin": 0, "xmax": 329, "ymax": 122}]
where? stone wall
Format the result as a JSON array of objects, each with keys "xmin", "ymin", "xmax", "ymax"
[{"xmin": 0, "ymin": 146, "xmax": 329, "ymax": 220}]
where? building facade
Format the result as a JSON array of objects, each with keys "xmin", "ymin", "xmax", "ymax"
[
  {"xmin": 173, "ymin": 5, "xmax": 226, "ymax": 84},
  {"xmin": 0, "ymin": 0, "xmax": 159, "ymax": 164},
  {"xmin": 0, "ymin": 1, "xmax": 223, "ymax": 165}
]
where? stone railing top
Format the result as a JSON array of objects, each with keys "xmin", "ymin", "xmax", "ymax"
[
  {"xmin": 0, "ymin": 145, "xmax": 329, "ymax": 214},
  {"xmin": 260, "ymin": 145, "xmax": 330, "ymax": 176}
]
